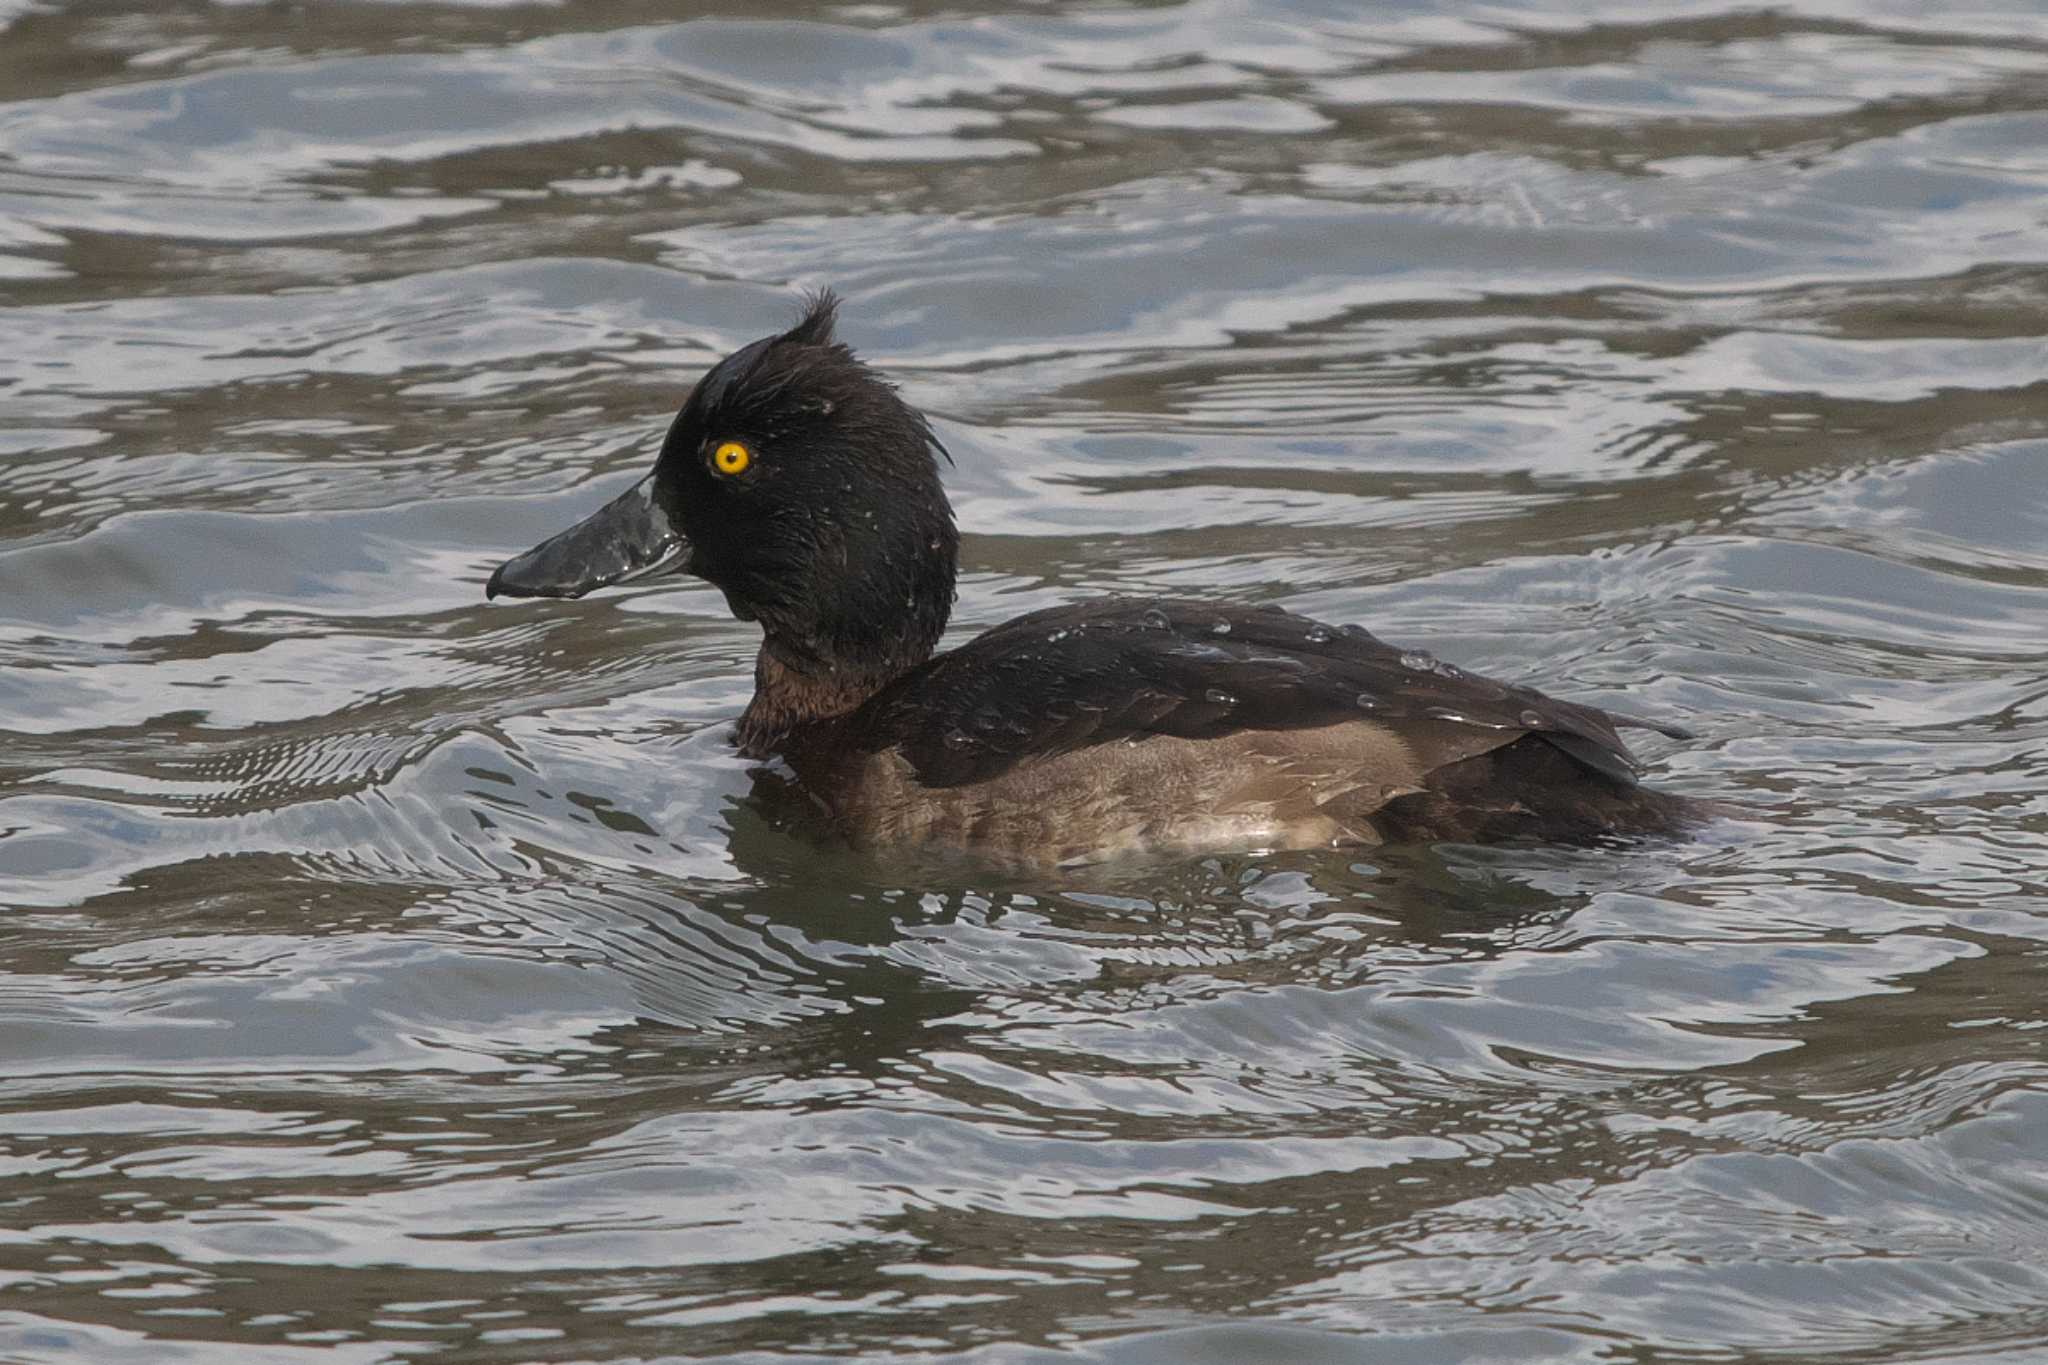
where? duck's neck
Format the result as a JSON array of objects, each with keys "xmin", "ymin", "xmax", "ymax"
[{"xmin": 734, "ymin": 637, "xmax": 924, "ymax": 758}]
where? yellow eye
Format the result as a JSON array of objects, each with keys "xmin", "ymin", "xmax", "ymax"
[{"xmin": 711, "ymin": 440, "xmax": 752, "ymax": 476}]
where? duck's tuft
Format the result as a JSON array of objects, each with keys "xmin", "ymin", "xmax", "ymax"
[{"xmin": 784, "ymin": 288, "xmax": 841, "ymax": 349}]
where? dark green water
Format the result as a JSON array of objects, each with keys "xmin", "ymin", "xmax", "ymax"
[{"xmin": 3, "ymin": 1, "xmax": 2047, "ymax": 1360}]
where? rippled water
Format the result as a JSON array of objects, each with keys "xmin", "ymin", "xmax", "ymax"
[{"xmin": 3, "ymin": 1, "xmax": 2047, "ymax": 1360}]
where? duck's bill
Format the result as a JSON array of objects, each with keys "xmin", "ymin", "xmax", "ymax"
[{"xmin": 485, "ymin": 474, "xmax": 688, "ymax": 600}]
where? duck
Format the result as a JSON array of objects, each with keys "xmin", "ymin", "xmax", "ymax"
[{"xmin": 486, "ymin": 291, "xmax": 1704, "ymax": 866}]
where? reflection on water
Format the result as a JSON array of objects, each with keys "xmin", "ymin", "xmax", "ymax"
[{"xmin": 3, "ymin": 0, "xmax": 2048, "ymax": 1359}]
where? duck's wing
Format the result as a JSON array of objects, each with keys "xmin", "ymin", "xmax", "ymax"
[{"xmin": 853, "ymin": 597, "xmax": 1687, "ymax": 791}]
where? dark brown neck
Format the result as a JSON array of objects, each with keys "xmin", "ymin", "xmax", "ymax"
[{"xmin": 734, "ymin": 642, "xmax": 904, "ymax": 758}]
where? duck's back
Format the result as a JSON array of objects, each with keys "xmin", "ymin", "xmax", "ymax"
[{"xmin": 790, "ymin": 598, "xmax": 1697, "ymax": 865}]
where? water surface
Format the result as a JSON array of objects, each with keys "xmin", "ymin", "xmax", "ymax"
[{"xmin": 3, "ymin": 1, "xmax": 2047, "ymax": 1360}]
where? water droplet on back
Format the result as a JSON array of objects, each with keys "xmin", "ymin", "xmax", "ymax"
[
  {"xmin": 1399, "ymin": 650, "xmax": 1433, "ymax": 671},
  {"xmin": 1519, "ymin": 708, "xmax": 1546, "ymax": 728},
  {"xmin": 1141, "ymin": 608, "xmax": 1170, "ymax": 629},
  {"xmin": 1304, "ymin": 625, "xmax": 1332, "ymax": 644},
  {"xmin": 942, "ymin": 729, "xmax": 974, "ymax": 751},
  {"xmin": 1211, "ymin": 620, "xmax": 1232, "ymax": 636},
  {"xmin": 1355, "ymin": 692, "xmax": 1383, "ymax": 711},
  {"xmin": 1203, "ymin": 688, "xmax": 1237, "ymax": 707}
]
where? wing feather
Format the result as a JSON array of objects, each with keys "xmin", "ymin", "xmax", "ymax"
[{"xmin": 851, "ymin": 598, "xmax": 1676, "ymax": 791}]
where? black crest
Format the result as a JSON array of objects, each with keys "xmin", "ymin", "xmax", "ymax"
[{"xmin": 785, "ymin": 288, "xmax": 840, "ymax": 347}]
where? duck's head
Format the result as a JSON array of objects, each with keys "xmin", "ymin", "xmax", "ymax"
[{"xmin": 487, "ymin": 291, "xmax": 958, "ymax": 683}]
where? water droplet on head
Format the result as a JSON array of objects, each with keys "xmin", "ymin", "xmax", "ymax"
[
  {"xmin": 1203, "ymin": 688, "xmax": 1237, "ymax": 707},
  {"xmin": 1141, "ymin": 608, "xmax": 1170, "ymax": 630},
  {"xmin": 1304, "ymin": 625, "xmax": 1332, "ymax": 644},
  {"xmin": 1399, "ymin": 650, "xmax": 1433, "ymax": 672},
  {"xmin": 1046, "ymin": 629, "xmax": 1069, "ymax": 643},
  {"xmin": 942, "ymin": 729, "xmax": 974, "ymax": 751},
  {"xmin": 1210, "ymin": 620, "xmax": 1232, "ymax": 636},
  {"xmin": 1518, "ymin": 708, "xmax": 1546, "ymax": 728},
  {"xmin": 1423, "ymin": 706, "xmax": 1470, "ymax": 722},
  {"xmin": 1355, "ymin": 692, "xmax": 1383, "ymax": 711}
]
